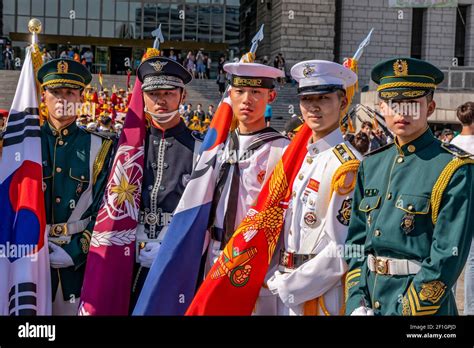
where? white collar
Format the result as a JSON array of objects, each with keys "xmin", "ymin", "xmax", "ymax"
[{"xmin": 307, "ymin": 128, "xmax": 344, "ymax": 155}]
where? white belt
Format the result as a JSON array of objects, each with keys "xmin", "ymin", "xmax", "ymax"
[
  {"xmin": 367, "ymin": 254, "xmax": 421, "ymax": 276},
  {"xmin": 47, "ymin": 217, "xmax": 92, "ymax": 245}
]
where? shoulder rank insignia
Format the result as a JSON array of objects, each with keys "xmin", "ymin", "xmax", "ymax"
[
  {"xmin": 337, "ymin": 198, "xmax": 352, "ymax": 226},
  {"xmin": 441, "ymin": 143, "xmax": 473, "ymax": 159},
  {"xmin": 333, "ymin": 143, "xmax": 356, "ymax": 164}
]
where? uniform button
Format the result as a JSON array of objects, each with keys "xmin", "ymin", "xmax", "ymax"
[
  {"xmin": 163, "ymin": 163, "xmax": 169, "ymax": 169},
  {"xmin": 306, "ymin": 157, "xmax": 313, "ymax": 164},
  {"xmin": 56, "ymin": 167, "xmax": 62, "ymax": 173},
  {"xmin": 62, "ymin": 129, "xmax": 68, "ymax": 136},
  {"xmin": 55, "ymin": 197, "xmax": 61, "ymax": 204},
  {"xmin": 387, "ymin": 193, "xmax": 392, "ymax": 200},
  {"xmin": 58, "ymin": 140, "xmax": 64, "ymax": 146},
  {"xmin": 52, "ymin": 130, "xmax": 57, "ymax": 136},
  {"xmin": 407, "ymin": 145, "xmax": 416, "ymax": 153},
  {"xmin": 298, "ymin": 174, "xmax": 304, "ymax": 180},
  {"xmin": 313, "ymin": 148, "xmax": 319, "ymax": 154},
  {"xmin": 80, "ymin": 175, "xmax": 85, "ymax": 180},
  {"xmin": 375, "ymin": 229, "xmax": 381, "ymax": 237},
  {"xmin": 292, "ymin": 191, "xmax": 296, "ymax": 197},
  {"xmin": 397, "ymin": 157, "xmax": 404, "ymax": 164},
  {"xmin": 374, "ymin": 301, "xmax": 381, "ymax": 309},
  {"xmin": 365, "ymin": 204, "xmax": 370, "ymax": 209},
  {"xmin": 407, "ymin": 204, "xmax": 414, "ymax": 212},
  {"xmin": 148, "ymin": 185, "xmax": 153, "ymax": 191},
  {"xmin": 153, "ymin": 140, "xmax": 159, "ymax": 146},
  {"xmin": 309, "ymin": 199, "xmax": 314, "ymax": 206},
  {"xmin": 151, "ymin": 163, "xmax": 157, "ymax": 169},
  {"xmin": 159, "ymin": 186, "xmax": 165, "ymax": 191}
]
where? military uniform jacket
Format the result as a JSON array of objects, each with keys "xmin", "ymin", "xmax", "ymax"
[
  {"xmin": 345, "ymin": 129, "xmax": 474, "ymax": 315},
  {"xmin": 41, "ymin": 120, "xmax": 114, "ymax": 301},
  {"xmin": 267, "ymin": 129, "xmax": 362, "ymax": 315}
]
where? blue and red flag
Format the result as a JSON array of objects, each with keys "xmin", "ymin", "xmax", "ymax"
[
  {"xmin": 0, "ymin": 47, "xmax": 51, "ymax": 315},
  {"xmin": 132, "ymin": 95, "xmax": 233, "ymax": 315}
]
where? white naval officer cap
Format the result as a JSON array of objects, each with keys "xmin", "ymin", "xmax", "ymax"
[
  {"xmin": 291, "ymin": 60, "xmax": 357, "ymax": 96},
  {"xmin": 224, "ymin": 62, "xmax": 284, "ymax": 89}
]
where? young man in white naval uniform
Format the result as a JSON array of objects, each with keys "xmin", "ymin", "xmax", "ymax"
[
  {"xmin": 266, "ymin": 60, "xmax": 362, "ymax": 316},
  {"xmin": 205, "ymin": 62, "xmax": 290, "ymax": 315}
]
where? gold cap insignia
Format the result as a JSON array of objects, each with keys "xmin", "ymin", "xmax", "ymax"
[
  {"xmin": 303, "ymin": 64, "xmax": 315, "ymax": 78},
  {"xmin": 393, "ymin": 59, "xmax": 408, "ymax": 77},
  {"xmin": 149, "ymin": 61, "xmax": 168, "ymax": 72},
  {"xmin": 57, "ymin": 60, "xmax": 69, "ymax": 74}
]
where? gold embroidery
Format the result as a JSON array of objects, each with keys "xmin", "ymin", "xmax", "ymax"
[
  {"xmin": 419, "ymin": 281, "xmax": 446, "ymax": 304},
  {"xmin": 402, "ymin": 295, "xmax": 411, "ymax": 316},
  {"xmin": 149, "ymin": 60, "xmax": 168, "ymax": 72},
  {"xmin": 393, "ymin": 59, "xmax": 408, "ymax": 77},
  {"xmin": 381, "ymin": 91, "xmax": 399, "ymax": 99},
  {"xmin": 303, "ymin": 64, "xmax": 315, "ymax": 77},
  {"xmin": 233, "ymin": 77, "xmax": 263, "ymax": 87},
  {"xmin": 57, "ymin": 60, "xmax": 69, "ymax": 74},
  {"xmin": 402, "ymin": 90, "xmax": 426, "ymax": 98},
  {"xmin": 93, "ymin": 139, "xmax": 113, "ymax": 184}
]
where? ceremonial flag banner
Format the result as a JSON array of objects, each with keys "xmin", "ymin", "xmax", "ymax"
[
  {"xmin": 78, "ymin": 80, "xmax": 145, "ymax": 316},
  {"xmin": 133, "ymin": 95, "xmax": 233, "ymax": 315},
  {"xmin": 0, "ymin": 47, "xmax": 51, "ymax": 315},
  {"xmin": 186, "ymin": 124, "xmax": 312, "ymax": 315}
]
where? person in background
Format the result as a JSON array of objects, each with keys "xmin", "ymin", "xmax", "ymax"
[
  {"xmin": 82, "ymin": 48, "xmax": 94, "ymax": 72},
  {"xmin": 195, "ymin": 103, "xmax": 205, "ymax": 121},
  {"xmin": 361, "ymin": 121, "xmax": 382, "ymax": 152},
  {"xmin": 283, "ymin": 115, "xmax": 304, "ymax": 140},
  {"xmin": 207, "ymin": 104, "xmax": 215, "ymax": 120},
  {"xmin": 3, "ymin": 43, "xmax": 14, "ymax": 70},
  {"xmin": 450, "ymin": 101, "xmax": 474, "ymax": 315},
  {"xmin": 352, "ymin": 131, "xmax": 370, "ymax": 155},
  {"xmin": 206, "ymin": 54, "xmax": 212, "ymax": 79},
  {"xmin": 441, "ymin": 128, "xmax": 455, "ymax": 143},
  {"xmin": 217, "ymin": 69, "xmax": 227, "ymax": 96},
  {"xmin": 264, "ymin": 103, "xmax": 273, "ymax": 127},
  {"xmin": 184, "ymin": 103, "xmax": 194, "ymax": 124},
  {"xmin": 196, "ymin": 51, "xmax": 205, "ymax": 80},
  {"xmin": 169, "ymin": 50, "xmax": 177, "ymax": 62}
]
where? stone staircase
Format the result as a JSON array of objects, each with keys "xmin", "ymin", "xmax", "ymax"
[{"xmin": 0, "ymin": 71, "xmax": 300, "ymax": 131}]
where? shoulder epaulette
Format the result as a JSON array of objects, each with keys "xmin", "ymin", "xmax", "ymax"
[
  {"xmin": 332, "ymin": 143, "xmax": 357, "ymax": 164},
  {"xmin": 441, "ymin": 142, "xmax": 473, "ymax": 159},
  {"xmin": 365, "ymin": 142, "xmax": 394, "ymax": 157}
]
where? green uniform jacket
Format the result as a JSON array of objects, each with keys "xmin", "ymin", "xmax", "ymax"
[
  {"xmin": 41, "ymin": 121, "xmax": 114, "ymax": 302},
  {"xmin": 345, "ymin": 128, "xmax": 474, "ymax": 315}
]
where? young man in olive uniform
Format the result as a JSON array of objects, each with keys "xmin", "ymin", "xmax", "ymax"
[
  {"xmin": 345, "ymin": 58, "xmax": 474, "ymax": 316},
  {"xmin": 37, "ymin": 59, "xmax": 114, "ymax": 315}
]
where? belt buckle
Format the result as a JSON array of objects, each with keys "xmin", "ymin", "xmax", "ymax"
[
  {"xmin": 280, "ymin": 250, "xmax": 294, "ymax": 269},
  {"xmin": 375, "ymin": 258, "xmax": 389, "ymax": 275},
  {"xmin": 49, "ymin": 223, "xmax": 68, "ymax": 237},
  {"xmin": 145, "ymin": 212, "xmax": 158, "ymax": 226}
]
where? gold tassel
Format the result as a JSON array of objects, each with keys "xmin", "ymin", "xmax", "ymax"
[{"xmin": 330, "ymin": 159, "xmax": 360, "ymax": 197}]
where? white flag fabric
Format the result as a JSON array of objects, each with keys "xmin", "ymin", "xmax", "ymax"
[{"xmin": 0, "ymin": 47, "xmax": 51, "ymax": 315}]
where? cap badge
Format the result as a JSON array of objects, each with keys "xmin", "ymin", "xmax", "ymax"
[
  {"xmin": 57, "ymin": 60, "xmax": 69, "ymax": 74},
  {"xmin": 303, "ymin": 64, "xmax": 315, "ymax": 78},
  {"xmin": 149, "ymin": 61, "xmax": 168, "ymax": 72},
  {"xmin": 393, "ymin": 59, "xmax": 408, "ymax": 77}
]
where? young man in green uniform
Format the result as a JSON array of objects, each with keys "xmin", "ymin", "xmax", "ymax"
[
  {"xmin": 345, "ymin": 57, "xmax": 474, "ymax": 316},
  {"xmin": 37, "ymin": 59, "xmax": 114, "ymax": 315}
]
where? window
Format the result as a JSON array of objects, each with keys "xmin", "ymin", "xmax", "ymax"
[
  {"xmin": 102, "ymin": 21, "xmax": 115, "ymax": 37},
  {"xmin": 198, "ymin": 5, "xmax": 210, "ymax": 26},
  {"xmin": 74, "ymin": 0, "xmax": 87, "ymax": 19},
  {"xmin": 3, "ymin": 0, "xmax": 16, "ymax": 15},
  {"xmin": 87, "ymin": 0, "xmax": 100, "ymax": 20},
  {"xmin": 129, "ymin": 1, "xmax": 143, "ymax": 27},
  {"xmin": 410, "ymin": 8, "xmax": 424, "ymax": 59},
  {"xmin": 44, "ymin": 17, "xmax": 58, "ymax": 35},
  {"xmin": 198, "ymin": 25, "xmax": 210, "ymax": 42},
  {"xmin": 60, "ymin": 0, "xmax": 73, "ymax": 18},
  {"xmin": 17, "ymin": 16, "xmax": 31, "ymax": 33},
  {"xmin": 87, "ymin": 20, "xmax": 100, "ymax": 36},
  {"xmin": 185, "ymin": 5, "xmax": 197, "ymax": 26},
  {"xmin": 74, "ymin": 19, "xmax": 86, "ymax": 36},
  {"xmin": 60, "ymin": 18, "xmax": 73, "ymax": 35},
  {"xmin": 32, "ymin": 0, "xmax": 45, "ymax": 16},
  {"xmin": 116, "ymin": 1, "xmax": 129, "ymax": 21},
  {"xmin": 17, "ymin": 0, "xmax": 31, "ymax": 16},
  {"xmin": 45, "ymin": 0, "xmax": 58, "ymax": 17},
  {"xmin": 455, "ymin": 6, "xmax": 468, "ymax": 66},
  {"xmin": 102, "ymin": 0, "xmax": 115, "ymax": 21},
  {"xmin": 3, "ymin": 15, "xmax": 15, "ymax": 35}
]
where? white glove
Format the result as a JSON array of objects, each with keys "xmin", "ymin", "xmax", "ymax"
[
  {"xmin": 210, "ymin": 240, "xmax": 223, "ymax": 265},
  {"xmin": 48, "ymin": 242, "xmax": 74, "ymax": 268},
  {"xmin": 350, "ymin": 306, "xmax": 375, "ymax": 316},
  {"xmin": 138, "ymin": 242, "xmax": 161, "ymax": 268},
  {"xmin": 266, "ymin": 271, "xmax": 285, "ymax": 296}
]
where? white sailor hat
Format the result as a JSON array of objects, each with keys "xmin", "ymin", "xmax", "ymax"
[
  {"xmin": 291, "ymin": 60, "xmax": 357, "ymax": 96},
  {"xmin": 224, "ymin": 62, "xmax": 284, "ymax": 89}
]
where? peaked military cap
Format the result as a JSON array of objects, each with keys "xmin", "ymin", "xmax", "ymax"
[
  {"xmin": 37, "ymin": 58, "xmax": 92, "ymax": 90},
  {"xmin": 371, "ymin": 57, "xmax": 444, "ymax": 101},
  {"xmin": 137, "ymin": 56, "xmax": 193, "ymax": 92}
]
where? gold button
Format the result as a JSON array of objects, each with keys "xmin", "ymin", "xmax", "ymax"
[
  {"xmin": 298, "ymin": 174, "xmax": 304, "ymax": 180},
  {"xmin": 374, "ymin": 301, "xmax": 381, "ymax": 309},
  {"xmin": 52, "ymin": 130, "xmax": 57, "ymax": 136},
  {"xmin": 56, "ymin": 167, "xmax": 62, "ymax": 173},
  {"xmin": 407, "ymin": 204, "xmax": 414, "ymax": 212},
  {"xmin": 387, "ymin": 193, "xmax": 392, "ymax": 200},
  {"xmin": 375, "ymin": 229, "xmax": 381, "ymax": 237},
  {"xmin": 292, "ymin": 191, "xmax": 296, "ymax": 197},
  {"xmin": 80, "ymin": 175, "xmax": 85, "ymax": 180},
  {"xmin": 397, "ymin": 157, "xmax": 404, "ymax": 164},
  {"xmin": 306, "ymin": 157, "xmax": 313, "ymax": 164},
  {"xmin": 309, "ymin": 200, "xmax": 314, "ymax": 206},
  {"xmin": 62, "ymin": 129, "xmax": 69, "ymax": 136},
  {"xmin": 407, "ymin": 145, "xmax": 416, "ymax": 153},
  {"xmin": 55, "ymin": 197, "xmax": 61, "ymax": 204},
  {"xmin": 58, "ymin": 140, "xmax": 64, "ymax": 146},
  {"xmin": 365, "ymin": 205, "xmax": 370, "ymax": 209}
]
